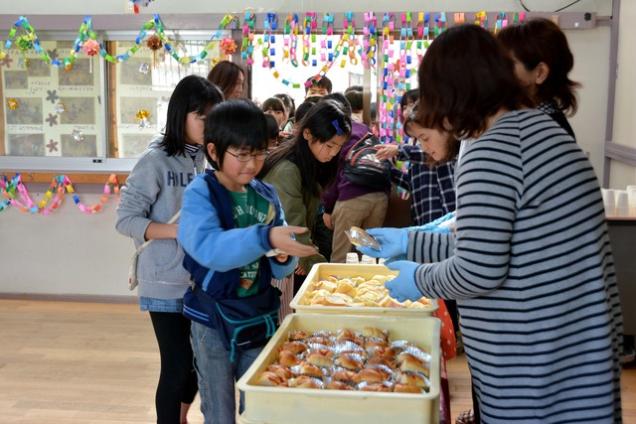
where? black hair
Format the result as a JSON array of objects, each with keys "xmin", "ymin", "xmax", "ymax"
[
  {"xmin": 204, "ymin": 99, "xmax": 268, "ymax": 169},
  {"xmin": 264, "ymin": 114, "xmax": 280, "ymax": 141},
  {"xmin": 400, "ymin": 89, "xmax": 419, "ymax": 109},
  {"xmin": 345, "ymin": 85, "xmax": 363, "ymax": 94},
  {"xmin": 304, "ymin": 75, "xmax": 333, "ymax": 94},
  {"xmin": 417, "ymin": 24, "xmax": 530, "ymax": 139},
  {"xmin": 207, "ymin": 60, "xmax": 246, "ymax": 99},
  {"xmin": 294, "ymin": 97, "xmax": 320, "ymax": 125},
  {"xmin": 274, "ymin": 93, "xmax": 295, "ymax": 118},
  {"xmin": 160, "ymin": 75, "xmax": 224, "ymax": 156},
  {"xmin": 344, "ymin": 90, "xmax": 363, "ymax": 113},
  {"xmin": 260, "ymin": 100, "xmax": 351, "ymax": 196},
  {"xmin": 262, "ymin": 97, "xmax": 286, "ymax": 113},
  {"xmin": 498, "ymin": 18, "xmax": 580, "ymax": 115},
  {"xmin": 321, "ymin": 93, "xmax": 352, "ymax": 117},
  {"xmin": 293, "ymin": 102, "xmax": 314, "ymax": 126}
]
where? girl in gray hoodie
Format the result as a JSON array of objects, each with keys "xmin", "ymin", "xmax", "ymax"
[{"xmin": 116, "ymin": 75, "xmax": 223, "ymax": 424}]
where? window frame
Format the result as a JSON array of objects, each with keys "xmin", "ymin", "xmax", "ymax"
[{"xmin": 0, "ymin": 29, "xmax": 224, "ymax": 173}]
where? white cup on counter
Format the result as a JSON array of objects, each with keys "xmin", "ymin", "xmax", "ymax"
[
  {"xmin": 345, "ymin": 252, "xmax": 360, "ymax": 264},
  {"xmin": 360, "ymin": 255, "xmax": 377, "ymax": 265},
  {"xmin": 601, "ymin": 189, "xmax": 616, "ymax": 216},
  {"xmin": 627, "ymin": 186, "xmax": 636, "ymax": 216},
  {"xmin": 615, "ymin": 190, "xmax": 630, "ymax": 217}
]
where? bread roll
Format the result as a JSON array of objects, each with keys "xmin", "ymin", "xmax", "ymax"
[
  {"xmin": 281, "ymin": 341, "xmax": 308, "ymax": 355},
  {"xmin": 353, "ymin": 367, "xmax": 389, "ymax": 384},
  {"xmin": 267, "ymin": 364, "xmax": 292, "ymax": 380},
  {"xmin": 306, "ymin": 351, "xmax": 333, "ymax": 368},
  {"xmin": 279, "ymin": 350, "xmax": 300, "ymax": 367},
  {"xmin": 397, "ymin": 371, "xmax": 427, "ymax": 387},
  {"xmin": 332, "ymin": 369, "xmax": 356, "ymax": 383},
  {"xmin": 398, "ymin": 353, "xmax": 429, "ymax": 375},
  {"xmin": 256, "ymin": 371, "xmax": 284, "ymax": 386},
  {"xmin": 289, "ymin": 330, "xmax": 309, "ymax": 341},
  {"xmin": 326, "ymin": 380, "xmax": 353, "ymax": 390},
  {"xmin": 288, "ymin": 376, "xmax": 324, "ymax": 389},
  {"xmin": 335, "ymin": 353, "xmax": 364, "ymax": 371}
]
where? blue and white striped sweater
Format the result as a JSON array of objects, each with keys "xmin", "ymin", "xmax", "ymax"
[{"xmin": 408, "ymin": 109, "xmax": 622, "ymax": 423}]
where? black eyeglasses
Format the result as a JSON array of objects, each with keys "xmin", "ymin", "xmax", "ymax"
[{"xmin": 226, "ymin": 150, "xmax": 269, "ymax": 162}]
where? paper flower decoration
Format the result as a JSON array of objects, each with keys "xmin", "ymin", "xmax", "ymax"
[
  {"xmin": 220, "ymin": 38, "xmax": 238, "ymax": 56},
  {"xmin": 82, "ymin": 39, "xmax": 100, "ymax": 57},
  {"xmin": 146, "ymin": 34, "xmax": 163, "ymax": 51},
  {"xmin": 136, "ymin": 108, "xmax": 151, "ymax": 128},
  {"xmin": 138, "ymin": 62, "xmax": 150, "ymax": 74},
  {"xmin": 7, "ymin": 98, "xmax": 19, "ymax": 111},
  {"xmin": 16, "ymin": 34, "xmax": 35, "ymax": 51},
  {"xmin": 72, "ymin": 129, "xmax": 85, "ymax": 142}
]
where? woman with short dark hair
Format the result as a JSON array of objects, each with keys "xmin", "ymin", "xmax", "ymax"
[
  {"xmin": 359, "ymin": 24, "xmax": 623, "ymax": 423},
  {"xmin": 497, "ymin": 18, "xmax": 580, "ymax": 137},
  {"xmin": 207, "ymin": 60, "xmax": 246, "ymax": 100}
]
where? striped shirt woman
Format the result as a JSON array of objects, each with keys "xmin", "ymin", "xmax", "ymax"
[{"xmin": 409, "ymin": 108, "xmax": 623, "ymax": 423}]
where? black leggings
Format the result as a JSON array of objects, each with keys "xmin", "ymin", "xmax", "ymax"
[{"xmin": 149, "ymin": 312, "xmax": 198, "ymax": 424}]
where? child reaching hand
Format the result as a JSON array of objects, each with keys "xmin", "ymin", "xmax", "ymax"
[{"xmin": 178, "ymin": 99, "xmax": 316, "ymax": 424}]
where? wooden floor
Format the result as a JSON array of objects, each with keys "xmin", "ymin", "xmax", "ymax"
[{"xmin": 0, "ymin": 298, "xmax": 633, "ymax": 423}]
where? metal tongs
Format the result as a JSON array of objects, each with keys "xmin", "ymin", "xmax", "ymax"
[{"xmin": 345, "ymin": 226, "xmax": 381, "ymax": 250}]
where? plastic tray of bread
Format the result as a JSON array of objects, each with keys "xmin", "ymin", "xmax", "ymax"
[
  {"xmin": 290, "ymin": 263, "xmax": 437, "ymax": 316},
  {"xmin": 237, "ymin": 313, "xmax": 440, "ymax": 424}
]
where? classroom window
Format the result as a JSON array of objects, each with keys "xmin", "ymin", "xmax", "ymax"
[
  {"xmin": 109, "ymin": 38, "xmax": 219, "ymax": 158},
  {"xmin": 0, "ymin": 40, "xmax": 105, "ymax": 158}
]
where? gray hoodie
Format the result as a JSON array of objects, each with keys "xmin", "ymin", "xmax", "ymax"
[{"xmin": 116, "ymin": 137, "xmax": 206, "ymax": 299}]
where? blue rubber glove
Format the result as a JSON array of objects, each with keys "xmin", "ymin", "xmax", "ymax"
[
  {"xmin": 355, "ymin": 227, "xmax": 408, "ymax": 259},
  {"xmin": 385, "ymin": 260, "xmax": 422, "ymax": 302},
  {"xmin": 408, "ymin": 211, "xmax": 456, "ymax": 233}
]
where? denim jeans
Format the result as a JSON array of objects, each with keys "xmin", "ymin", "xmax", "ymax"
[{"xmin": 190, "ymin": 321, "xmax": 262, "ymax": 424}]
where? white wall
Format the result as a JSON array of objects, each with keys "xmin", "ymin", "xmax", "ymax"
[
  {"xmin": 0, "ymin": 192, "xmax": 134, "ymax": 297},
  {"xmin": 0, "ymin": 0, "xmax": 614, "ymax": 15},
  {"xmin": 0, "ymin": 0, "xmax": 627, "ymax": 297},
  {"xmin": 609, "ymin": 0, "xmax": 636, "ymax": 188}
]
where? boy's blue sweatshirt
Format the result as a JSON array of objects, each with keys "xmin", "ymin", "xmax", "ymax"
[{"xmin": 177, "ymin": 171, "xmax": 297, "ymax": 326}]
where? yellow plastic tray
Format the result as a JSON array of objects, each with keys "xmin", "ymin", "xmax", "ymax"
[
  {"xmin": 237, "ymin": 313, "xmax": 440, "ymax": 424},
  {"xmin": 290, "ymin": 263, "xmax": 438, "ymax": 316}
]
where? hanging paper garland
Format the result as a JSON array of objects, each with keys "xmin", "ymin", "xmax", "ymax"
[
  {"xmin": 474, "ymin": 11, "xmax": 488, "ymax": 29},
  {"xmin": 378, "ymin": 12, "xmax": 396, "ymax": 143},
  {"xmin": 0, "ymin": 15, "xmax": 228, "ymax": 70},
  {"xmin": 0, "ymin": 174, "xmax": 121, "ymax": 215},
  {"xmin": 282, "ymin": 13, "xmax": 300, "ymax": 67},
  {"xmin": 302, "ymin": 12, "xmax": 318, "ymax": 67},
  {"xmin": 341, "ymin": 12, "xmax": 359, "ymax": 67},
  {"xmin": 362, "ymin": 12, "xmax": 378, "ymax": 68},
  {"xmin": 129, "ymin": 0, "xmax": 155, "ymax": 15},
  {"xmin": 495, "ymin": 12, "xmax": 508, "ymax": 33},
  {"xmin": 320, "ymin": 13, "xmax": 335, "ymax": 65},
  {"xmin": 241, "ymin": 11, "xmax": 256, "ymax": 67},
  {"xmin": 259, "ymin": 13, "xmax": 277, "ymax": 68}
]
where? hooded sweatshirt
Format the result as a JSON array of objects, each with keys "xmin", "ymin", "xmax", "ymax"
[{"xmin": 116, "ymin": 137, "xmax": 206, "ymax": 299}]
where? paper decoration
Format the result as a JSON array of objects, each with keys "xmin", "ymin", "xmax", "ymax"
[
  {"xmin": 135, "ymin": 108, "xmax": 151, "ymax": 128},
  {"xmin": 241, "ymin": 11, "xmax": 256, "ymax": 67},
  {"xmin": 72, "ymin": 129, "xmax": 85, "ymax": 142},
  {"xmin": 0, "ymin": 174, "xmax": 120, "ymax": 215},
  {"xmin": 6, "ymin": 98, "xmax": 19, "ymax": 110},
  {"xmin": 130, "ymin": 0, "xmax": 155, "ymax": 15}
]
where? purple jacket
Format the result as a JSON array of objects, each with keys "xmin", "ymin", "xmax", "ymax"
[{"xmin": 322, "ymin": 121, "xmax": 388, "ymax": 214}]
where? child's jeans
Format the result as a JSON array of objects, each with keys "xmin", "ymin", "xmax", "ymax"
[{"xmin": 190, "ymin": 321, "xmax": 263, "ymax": 424}]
